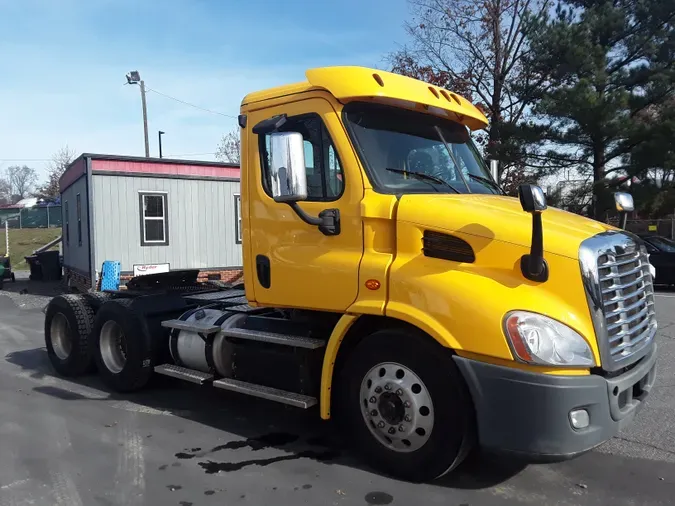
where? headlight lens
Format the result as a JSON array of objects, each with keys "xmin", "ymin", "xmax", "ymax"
[{"xmin": 504, "ymin": 311, "xmax": 595, "ymax": 367}]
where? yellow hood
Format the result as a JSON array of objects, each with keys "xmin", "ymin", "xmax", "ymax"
[{"xmin": 397, "ymin": 194, "xmax": 614, "ymax": 259}]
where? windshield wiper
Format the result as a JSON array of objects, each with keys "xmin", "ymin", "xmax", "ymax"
[
  {"xmin": 385, "ymin": 168, "xmax": 460, "ymax": 194},
  {"xmin": 467, "ymin": 173, "xmax": 503, "ymax": 194}
]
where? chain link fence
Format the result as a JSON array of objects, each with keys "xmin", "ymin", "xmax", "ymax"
[
  {"xmin": 0, "ymin": 206, "xmax": 62, "ymax": 229},
  {"xmin": 605, "ymin": 218, "xmax": 675, "ymax": 239}
]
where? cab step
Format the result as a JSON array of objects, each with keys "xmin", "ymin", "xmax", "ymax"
[
  {"xmin": 154, "ymin": 364, "xmax": 214, "ymax": 384},
  {"xmin": 221, "ymin": 327, "xmax": 325, "ymax": 349},
  {"xmin": 212, "ymin": 377, "xmax": 317, "ymax": 408},
  {"xmin": 161, "ymin": 319, "xmax": 221, "ymax": 335}
]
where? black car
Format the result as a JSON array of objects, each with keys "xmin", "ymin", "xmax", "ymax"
[{"xmin": 638, "ymin": 234, "xmax": 675, "ymax": 285}]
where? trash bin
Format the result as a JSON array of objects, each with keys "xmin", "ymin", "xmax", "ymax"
[
  {"xmin": 37, "ymin": 250, "xmax": 61, "ymax": 281},
  {"xmin": 25, "ymin": 255, "xmax": 43, "ymax": 281}
]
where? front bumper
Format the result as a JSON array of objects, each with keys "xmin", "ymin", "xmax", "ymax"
[{"xmin": 453, "ymin": 343, "xmax": 658, "ymax": 460}]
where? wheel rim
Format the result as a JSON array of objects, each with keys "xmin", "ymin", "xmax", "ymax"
[
  {"xmin": 100, "ymin": 320, "xmax": 127, "ymax": 374},
  {"xmin": 359, "ymin": 362, "xmax": 434, "ymax": 453},
  {"xmin": 50, "ymin": 312, "xmax": 72, "ymax": 360}
]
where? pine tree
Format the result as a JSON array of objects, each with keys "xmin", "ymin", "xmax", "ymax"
[{"xmin": 520, "ymin": 0, "xmax": 675, "ymax": 219}]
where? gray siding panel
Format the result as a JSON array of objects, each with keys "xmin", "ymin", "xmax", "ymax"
[
  {"xmin": 91, "ymin": 175, "xmax": 242, "ymax": 274},
  {"xmin": 61, "ymin": 176, "xmax": 90, "ymax": 274}
]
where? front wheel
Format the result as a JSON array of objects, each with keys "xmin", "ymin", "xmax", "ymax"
[{"xmin": 335, "ymin": 328, "xmax": 475, "ymax": 482}]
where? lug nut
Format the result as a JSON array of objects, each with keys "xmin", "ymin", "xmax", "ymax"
[
  {"xmin": 388, "ymin": 427, "xmax": 396, "ymax": 435},
  {"xmin": 398, "ymin": 425, "xmax": 405, "ymax": 432},
  {"xmin": 374, "ymin": 386, "xmax": 382, "ymax": 394},
  {"xmin": 370, "ymin": 396, "xmax": 377, "ymax": 404},
  {"xmin": 370, "ymin": 410, "xmax": 378, "ymax": 417},
  {"xmin": 396, "ymin": 389, "xmax": 403, "ymax": 396},
  {"xmin": 404, "ymin": 401, "xmax": 411, "ymax": 408},
  {"xmin": 385, "ymin": 384, "xmax": 392, "ymax": 391},
  {"xmin": 378, "ymin": 421, "xmax": 385, "ymax": 428},
  {"xmin": 404, "ymin": 415, "xmax": 412, "ymax": 422}
]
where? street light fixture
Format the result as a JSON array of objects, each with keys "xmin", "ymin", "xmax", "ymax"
[
  {"xmin": 158, "ymin": 130, "xmax": 165, "ymax": 158},
  {"xmin": 125, "ymin": 70, "xmax": 150, "ymax": 157}
]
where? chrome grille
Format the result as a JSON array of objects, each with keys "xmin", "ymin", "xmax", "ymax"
[{"xmin": 580, "ymin": 231, "xmax": 658, "ymax": 371}]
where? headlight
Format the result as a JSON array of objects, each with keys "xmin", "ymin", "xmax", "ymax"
[{"xmin": 504, "ymin": 311, "xmax": 595, "ymax": 367}]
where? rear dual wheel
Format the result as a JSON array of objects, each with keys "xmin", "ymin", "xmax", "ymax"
[
  {"xmin": 44, "ymin": 294, "xmax": 96, "ymax": 376},
  {"xmin": 92, "ymin": 299, "xmax": 153, "ymax": 392},
  {"xmin": 336, "ymin": 329, "xmax": 475, "ymax": 482}
]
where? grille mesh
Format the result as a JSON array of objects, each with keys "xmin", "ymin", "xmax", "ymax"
[{"xmin": 597, "ymin": 247, "xmax": 656, "ymax": 361}]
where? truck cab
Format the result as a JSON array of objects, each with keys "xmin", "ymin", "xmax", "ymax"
[{"xmin": 44, "ymin": 66, "xmax": 658, "ymax": 483}]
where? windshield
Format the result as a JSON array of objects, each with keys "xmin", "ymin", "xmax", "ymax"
[
  {"xmin": 647, "ymin": 236, "xmax": 675, "ymax": 253},
  {"xmin": 343, "ymin": 102, "xmax": 500, "ymax": 195}
]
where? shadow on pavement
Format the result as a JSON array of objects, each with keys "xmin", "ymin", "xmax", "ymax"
[{"xmin": 4, "ymin": 345, "xmax": 527, "ymax": 489}]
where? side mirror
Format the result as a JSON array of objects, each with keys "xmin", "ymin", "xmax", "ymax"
[
  {"xmin": 518, "ymin": 184, "xmax": 547, "ymax": 213},
  {"xmin": 268, "ymin": 132, "xmax": 307, "ymax": 203},
  {"xmin": 518, "ymin": 184, "xmax": 548, "ymax": 282},
  {"xmin": 614, "ymin": 192, "xmax": 634, "ymax": 212}
]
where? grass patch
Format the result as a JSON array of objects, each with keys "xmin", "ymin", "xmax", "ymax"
[{"xmin": 1, "ymin": 227, "xmax": 62, "ymax": 270}]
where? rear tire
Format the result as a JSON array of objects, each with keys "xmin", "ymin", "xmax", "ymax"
[
  {"xmin": 92, "ymin": 298, "xmax": 153, "ymax": 392},
  {"xmin": 44, "ymin": 294, "xmax": 96, "ymax": 376},
  {"xmin": 335, "ymin": 328, "xmax": 475, "ymax": 482}
]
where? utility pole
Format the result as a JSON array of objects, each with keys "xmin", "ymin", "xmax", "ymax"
[
  {"xmin": 126, "ymin": 71, "xmax": 150, "ymax": 157},
  {"xmin": 158, "ymin": 130, "xmax": 165, "ymax": 158},
  {"xmin": 140, "ymin": 80, "xmax": 149, "ymax": 157}
]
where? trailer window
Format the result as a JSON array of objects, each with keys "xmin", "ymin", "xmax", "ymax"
[
  {"xmin": 258, "ymin": 113, "xmax": 344, "ymax": 202},
  {"xmin": 76, "ymin": 193, "xmax": 82, "ymax": 247},
  {"xmin": 139, "ymin": 192, "xmax": 169, "ymax": 246},
  {"xmin": 234, "ymin": 194, "xmax": 242, "ymax": 244}
]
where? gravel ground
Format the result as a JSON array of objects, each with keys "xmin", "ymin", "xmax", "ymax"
[{"xmin": 0, "ymin": 278, "xmax": 674, "ymax": 505}]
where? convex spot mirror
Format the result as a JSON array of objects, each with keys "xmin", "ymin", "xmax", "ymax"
[
  {"xmin": 268, "ymin": 131, "xmax": 308, "ymax": 203},
  {"xmin": 519, "ymin": 184, "xmax": 547, "ymax": 213},
  {"xmin": 614, "ymin": 192, "xmax": 634, "ymax": 213}
]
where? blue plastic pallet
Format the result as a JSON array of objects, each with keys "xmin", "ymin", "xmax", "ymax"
[{"xmin": 100, "ymin": 260, "xmax": 121, "ymax": 291}]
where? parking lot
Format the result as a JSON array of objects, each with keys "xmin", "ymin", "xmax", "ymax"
[{"xmin": 1, "ymin": 278, "xmax": 674, "ymax": 506}]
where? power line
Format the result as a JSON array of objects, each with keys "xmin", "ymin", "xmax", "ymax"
[{"xmin": 145, "ymin": 87, "xmax": 238, "ymax": 119}]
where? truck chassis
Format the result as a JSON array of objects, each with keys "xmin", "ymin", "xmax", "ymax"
[{"xmin": 44, "ymin": 269, "xmax": 471, "ymax": 482}]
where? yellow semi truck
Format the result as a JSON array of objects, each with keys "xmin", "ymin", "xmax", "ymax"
[{"xmin": 44, "ymin": 66, "xmax": 658, "ymax": 482}]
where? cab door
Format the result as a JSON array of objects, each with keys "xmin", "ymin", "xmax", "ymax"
[{"xmin": 246, "ymin": 96, "xmax": 364, "ymax": 311}]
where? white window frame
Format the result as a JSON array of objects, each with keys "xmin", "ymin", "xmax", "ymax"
[
  {"xmin": 234, "ymin": 193, "xmax": 242, "ymax": 244},
  {"xmin": 139, "ymin": 191, "xmax": 169, "ymax": 246}
]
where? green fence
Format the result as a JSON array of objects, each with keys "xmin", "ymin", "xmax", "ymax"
[{"xmin": 0, "ymin": 206, "xmax": 62, "ymax": 229}]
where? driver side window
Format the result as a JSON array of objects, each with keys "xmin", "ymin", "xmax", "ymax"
[{"xmin": 259, "ymin": 114, "xmax": 344, "ymax": 202}]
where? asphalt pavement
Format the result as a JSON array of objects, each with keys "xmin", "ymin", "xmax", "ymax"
[{"xmin": 1, "ymin": 276, "xmax": 674, "ymax": 506}]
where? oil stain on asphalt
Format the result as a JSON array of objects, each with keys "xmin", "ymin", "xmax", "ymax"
[
  {"xmin": 174, "ymin": 431, "xmax": 341, "ymax": 474},
  {"xmin": 365, "ymin": 491, "xmax": 394, "ymax": 505}
]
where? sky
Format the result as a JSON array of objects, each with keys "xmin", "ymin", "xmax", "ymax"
[{"xmin": 0, "ymin": 0, "xmax": 409, "ymax": 181}]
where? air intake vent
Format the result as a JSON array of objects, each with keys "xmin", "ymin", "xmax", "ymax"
[{"xmin": 422, "ymin": 231, "xmax": 475, "ymax": 263}]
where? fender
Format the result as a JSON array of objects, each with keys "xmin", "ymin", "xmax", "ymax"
[
  {"xmin": 320, "ymin": 314, "xmax": 358, "ymax": 419},
  {"xmin": 319, "ymin": 307, "xmax": 461, "ymax": 419}
]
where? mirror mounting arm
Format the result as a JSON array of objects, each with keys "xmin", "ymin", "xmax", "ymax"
[
  {"xmin": 288, "ymin": 203, "xmax": 341, "ymax": 236},
  {"xmin": 520, "ymin": 212, "xmax": 549, "ymax": 282}
]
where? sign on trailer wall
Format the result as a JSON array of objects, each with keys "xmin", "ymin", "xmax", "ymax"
[{"xmin": 133, "ymin": 263, "xmax": 170, "ymax": 277}]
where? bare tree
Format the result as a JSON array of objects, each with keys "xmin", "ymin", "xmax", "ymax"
[
  {"xmin": 0, "ymin": 178, "xmax": 11, "ymax": 205},
  {"xmin": 388, "ymin": 0, "xmax": 550, "ymax": 184},
  {"xmin": 5, "ymin": 165, "xmax": 38, "ymax": 201},
  {"xmin": 215, "ymin": 130, "xmax": 241, "ymax": 164},
  {"xmin": 35, "ymin": 145, "xmax": 77, "ymax": 200}
]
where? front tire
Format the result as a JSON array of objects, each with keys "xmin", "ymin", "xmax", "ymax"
[
  {"xmin": 44, "ymin": 294, "xmax": 96, "ymax": 376},
  {"xmin": 92, "ymin": 298, "xmax": 153, "ymax": 392},
  {"xmin": 335, "ymin": 328, "xmax": 475, "ymax": 482}
]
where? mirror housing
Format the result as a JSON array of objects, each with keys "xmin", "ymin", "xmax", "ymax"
[
  {"xmin": 268, "ymin": 132, "xmax": 308, "ymax": 203},
  {"xmin": 519, "ymin": 184, "xmax": 547, "ymax": 213},
  {"xmin": 614, "ymin": 192, "xmax": 634, "ymax": 213},
  {"xmin": 614, "ymin": 191, "xmax": 634, "ymax": 230}
]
